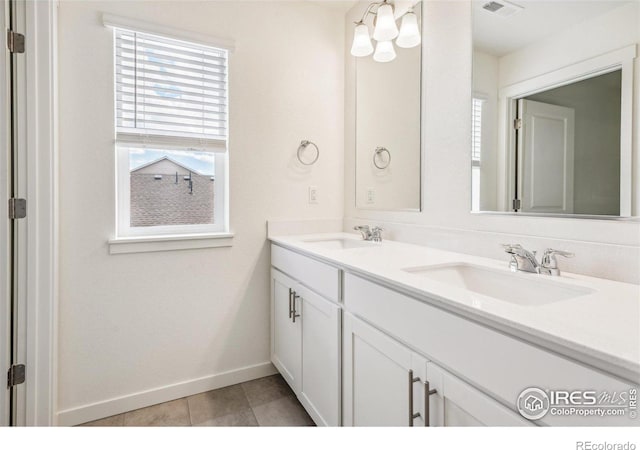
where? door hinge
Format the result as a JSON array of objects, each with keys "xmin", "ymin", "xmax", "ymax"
[
  {"xmin": 7, "ymin": 364, "xmax": 25, "ymax": 388},
  {"xmin": 8, "ymin": 198, "xmax": 26, "ymax": 219},
  {"xmin": 514, "ymin": 118, "xmax": 522, "ymax": 130},
  {"xmin": 7, "ymin": 30, "xmax": 25, "ymax": 54},
  {"xmin": 512, "ymin": 198, "xmax": 521, "ymax": 210}
]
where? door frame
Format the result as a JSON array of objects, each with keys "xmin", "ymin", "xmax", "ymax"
[
  {"xmin": 2, "ymin": 0, "xmax": 58, "ymax": 426},
  {"xmin": 497, "ymin": 44, "xmax": 636, "ymax": 216}
]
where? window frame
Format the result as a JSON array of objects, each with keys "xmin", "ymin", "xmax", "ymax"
[{"xmin": 106, "ymin": 16, "xmax": 233, "ymax": 239}]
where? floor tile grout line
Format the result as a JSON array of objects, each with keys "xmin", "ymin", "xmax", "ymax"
[
  {"xmin": 248, "ymin": 406, "xmax": 261, "ymax": 427},
  {"xmin": 186, "ymin": 396, "xmax": 194, "ymax": 426}
]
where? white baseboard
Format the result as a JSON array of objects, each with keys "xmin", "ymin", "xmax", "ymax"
[{"xmin": 56, "ymin": 362, "xmax": 277, "ymax": 426}]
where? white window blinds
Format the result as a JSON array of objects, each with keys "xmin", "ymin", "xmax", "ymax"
[
  {"xmin": 115, "ymin": 28, "xmax": 228, "ymax": 150},
  {"xmin": 471, "ymin": 97, "xmax": 483, "ymax": 165}
]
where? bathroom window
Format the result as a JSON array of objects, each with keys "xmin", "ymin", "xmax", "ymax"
[
  {"xmin": 471, "ymin": 96, "xmax": 484, "ymax": 211},
  {"xmin": 113, "ymin": 27, "xmax": 228, "ymax": 237}
]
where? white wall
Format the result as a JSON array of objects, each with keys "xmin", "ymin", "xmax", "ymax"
[
  {"xmin": 345, "ymin": 1, "xmax": 640, "ymax": 284},
  {"xmin": 57, "ymin": 0, "xmax": 344, "ymax": 424}
]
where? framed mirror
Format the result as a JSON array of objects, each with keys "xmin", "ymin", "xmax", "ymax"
[
  {"xmin": 354, "ymin": 1, "xmax": 422, "ymax": 211},
  {"xmin": 471, "ymin": 0, "xmax": 638, "ymax": 218}
]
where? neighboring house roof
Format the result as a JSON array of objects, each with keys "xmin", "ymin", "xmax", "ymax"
[
  {"xmin": 130, "ymin": 156, "xmax": 203, "ymax": 175},
  {"xmin": 130, "ymin": 164, "xmax": 215, "ymax": 227}
]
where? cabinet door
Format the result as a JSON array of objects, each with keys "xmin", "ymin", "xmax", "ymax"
[
  {"xmin": 343, "ymin": 313, "xmax": 426, "ymax": 426},
  {"xmin": 297, "ymin": 285, "xmax": 341, "ymax": 426},
  {"xmin": 426, "ymin": 361, "xmax": 533, "ymax": 426},
  {"xmin": 271, "ymin": 269, "xmax": 301, "ymax": 392}
]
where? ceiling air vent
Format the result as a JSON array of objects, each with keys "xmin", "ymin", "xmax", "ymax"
[{"xmin": 482, "ymin": 1, "xmax": 523, "ymax": 18}]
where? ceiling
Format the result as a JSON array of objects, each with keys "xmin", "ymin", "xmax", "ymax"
[
  {"xmin": 473, "ymin": 0, "xmax": 634, "ymax": 57},
  {"xmin": 307, "ymin": 0, "xmax": 359, "ymax": 12}
]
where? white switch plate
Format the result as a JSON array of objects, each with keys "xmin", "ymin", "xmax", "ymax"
[
  {"xmin": 366, "ymin": 187, "xmax": 375, "ymax": 204},
  {"xmin": 308, "ymin": 186, "xmax": 318, "ymax": 204}
]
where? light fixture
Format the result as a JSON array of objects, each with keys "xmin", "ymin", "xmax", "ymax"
[
  {"xmin": 373, "ymin": 40, "xmax": 396, "ymax": 63},
  {"xmin": 396, "ymin": 9, "xmax": 420, "ymax": 48},
  {"xmin": 350, "ymin": 22, "xmax": 374, "ymax": 57},
  {"xmin": 372, "ymin": 3, "xmax": 399, "ymax": 41},
  {"xmin": 350, "ymin": 1, "xmax": 421, "ymax": 63}
]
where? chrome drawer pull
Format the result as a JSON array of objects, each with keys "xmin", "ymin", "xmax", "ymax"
[
  {"xmin": 288, "ymin": 288, "xmax": 293, "ymax": 318},
  {"xmin": 423, "ymin": 380, "xmax": 437, "ymax": 427},
  {"xmin": 408, "ymin": 370, "xmax": 421, "ymax": 426},
  {"xmin": 292, "ymin": 292, "xmax": 301, "ymax": 323}
]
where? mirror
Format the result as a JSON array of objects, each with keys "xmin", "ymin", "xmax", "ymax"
[
  {"xmin": 355, "ymin": 3, "xmax": 422, "ymax": 211},
  {"xmin": 472, "ymin": 0, "xmax": 638, "ymax": 217}
]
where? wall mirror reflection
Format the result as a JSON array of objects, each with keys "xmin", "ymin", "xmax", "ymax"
[
  {"xmin": 472, "ymin": 0, "xmax": 638, "ymax": 217},
  {"xmin": 353, "ymin": 1, "xmax": 422, "ymax": 211}
]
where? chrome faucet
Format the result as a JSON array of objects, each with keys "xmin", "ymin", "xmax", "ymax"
[
  {"xmin": 502, "ymin": 244, "xmax": 573, "ymax": 276},
  {"xmin": 503, "ymin": 244, "xmax": 539, "ymax": 273},
  {"xmin": 354, "ymin": 225, "xmax": 383, "ymax": 242},
  {"xmin": 539, "ymin": 249, "xmax": 574, "ymax": 276}
]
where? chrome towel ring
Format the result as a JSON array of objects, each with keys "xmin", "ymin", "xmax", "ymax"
[
  {"xmin": 373, "ymin": 146, "xmax": 391, "ymax": 169},
  {"xmin": 297, "ymin": 140, "xmax": 319, "ymax": 166}
]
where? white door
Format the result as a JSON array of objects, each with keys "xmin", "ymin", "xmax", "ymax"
[
  {"xmin": 297, "ymin": 285, "xmax": 341, "ymax": 426},
  {"xmin": 343, "ymin": 313, "xmax": 427, "ymax": 426},
  {"xmin": 270, "ymin": 269, "xmax": 301, "ymax": 392},
  {"xmin": 427, "ymin": 361, "xmax": 533, "ymax": 426},
  {"xmin": 518, "ymin": 99, "xmax": 575, "ymax": 214}
]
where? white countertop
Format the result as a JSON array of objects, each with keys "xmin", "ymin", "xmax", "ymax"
[{"xmin": 270, "ymin": 232, "xmax": 640, "ymax": 382}]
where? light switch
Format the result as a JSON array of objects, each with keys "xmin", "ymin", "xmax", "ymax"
[
  {"xmin": 309, "ymin": 186, "xmax": 318, "ymax": 204},
  {"xmin": 366, "ymin": 187, "xmax": 375, "ymax": 204}
]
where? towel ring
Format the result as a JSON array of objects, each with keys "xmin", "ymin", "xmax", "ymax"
[
  {"xmin": 373, "ymin": 146, "xmax": 391, "ymax": 169},
  {"xmin": 297, "ymin": 140, "xmax": 319, "ymax": 166}
]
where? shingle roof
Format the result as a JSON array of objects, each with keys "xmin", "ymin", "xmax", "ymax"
[
  {"xmin": 130, "ymin": 156, "xmax": 203, "ymax": 175},
  {"xmin": 130, "ymin": 158, "xmax": 214, "ymax": 227}
]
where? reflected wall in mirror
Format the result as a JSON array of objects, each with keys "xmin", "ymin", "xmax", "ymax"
[
  {"xmin": 355, "ymin": 2, "xmax": 422, "ymax": 211},
  {"xmin": 472, "ymin": 0, "xmax": 638, "ymax": 217}
]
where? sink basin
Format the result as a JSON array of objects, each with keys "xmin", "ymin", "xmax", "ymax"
[
  {"xmin": 304, "ymin": 238, "xmax": 377, "ymax": 250},
  {"xmin": 403, "ymin": 263, "xmax": 594, "ymax": 306}
]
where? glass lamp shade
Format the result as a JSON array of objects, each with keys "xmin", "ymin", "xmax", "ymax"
[
  {"xmin": 396, "ymin": 11, "xmax": 421, "ymax": 48},
  {"xmin": 350, "ymin": 23, "xmax": 374, "ymax": 57},
  {"xmin": 373, "ymin": 40, "xmax": 396, "ymax": 63},
  {"xmin": 372, "ymin": 3, "xmax": 399, "ymax": 42}
]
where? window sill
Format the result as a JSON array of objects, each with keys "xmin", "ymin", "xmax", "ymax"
[{"xmin": 108, "ymin": 232, "xmax": 234, "ymax": 255}]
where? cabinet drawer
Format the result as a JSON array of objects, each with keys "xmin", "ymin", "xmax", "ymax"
[
  {"xmin": 344, "ymin": 273, "xmax": 636, "ymax": 426},
  {"xmin": 271, "ymin": 244, "xmax": 340, "ymax": 303}
]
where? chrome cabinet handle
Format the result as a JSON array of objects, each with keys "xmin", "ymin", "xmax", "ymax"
[
  {"xmin": 408, "ymin": 370, "xmax": 421, "ymax": 426},
  {"xmin": 423, "ymin": 380, "xmax": 437, "ymax": 427},
  {"xmin": 291, "ymin": 292, "xmax": 300, "ymax": 323},
  {"xmin": 288, "ymin": 288, "xmax": 293, "ymax": 319}
]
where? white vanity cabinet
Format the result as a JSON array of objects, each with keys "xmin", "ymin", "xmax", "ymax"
[
  {"xmin": 426, "ymin": 362, "xmax": 531, "ymax": 426},
  {"xmin": 270, "ymin": 240, "xmax": 638, "ymax": 427},
  {"xmin": 271, "ymin": 269, "xmax": 302, "ymax": 392},
  {"xmin": 270, "ymin": 245, "xmax": 341, "ymax": 426},
  {"xmin": 297, "ymin": 284, "xmax": 341, "ymax": 427},
  {"xmin": 343, "ymin": 312, "xmax": 429, "ymax": 426},
  {"xmin": 343, "ymin": 272, "xmax": 636, "ymax": 426},
  {"xmin": 343, "ymin": 312, "xmax": 529, "ymax": 427}
]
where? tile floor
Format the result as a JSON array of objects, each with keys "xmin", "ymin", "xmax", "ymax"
[{"xmin": 79, "ymin": 374, "xmax": 315, "ymax": 427}]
